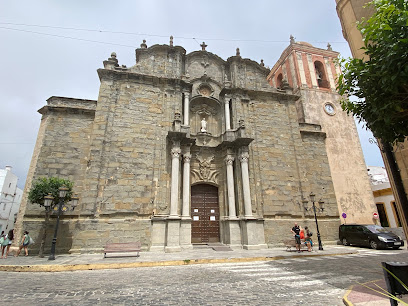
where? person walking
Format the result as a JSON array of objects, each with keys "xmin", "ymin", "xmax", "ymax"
[
  {"xmin": 1, "ymin": 229, "xmax": 14, "ymax": 258},
  {"xmin": 15, "ymin": 231, "xmax": 30, "ymax": 257},
  {"xmin": 291, "ymin": 223, "xmax": 301, "ymax": 253},
  {"xmin": 304, "ymin": 226, "xmax": 313, "ymax": 252},
  {"xmin": 0, "ymin": 231, "xmax": 5, "ymax": 257}
]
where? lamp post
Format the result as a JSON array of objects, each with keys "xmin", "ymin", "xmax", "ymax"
[
  {"xmin": 48, "ymin": 186, "xmax": 79, "ymax": 260},
  {"xmin": 38, "ymin": 193, "xmax": 54, "ymax": 258},
  {"xmin": 302, "ymin": 192, "xmax": 324, "ymax": 251}
]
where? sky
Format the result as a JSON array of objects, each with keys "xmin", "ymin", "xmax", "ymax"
[{"xmin": 0, "ymin": 0, "xmax": 384, "ymax": 189}]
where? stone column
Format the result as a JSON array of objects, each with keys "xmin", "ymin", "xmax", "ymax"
[
  {"xmin": 224, "ymin": 96, "xmax": 231, "ymax": 130},
  {"xmin": 183, "ymin": 92, "xmax": 190, "ymax": 126},
  {"xmin": 182, "ymin": 153, "xmax": 191, "ymax": 218},
  {"xmin": 225, "ymin": 155, "xmax": 237, "ymax": 219},
  {"xmin": 170, "ymin": 144, "xmax": 181, "ymax": 217},
  {"xmin": 240, "ymin": 152, "xmax": 254, "ymax": 218},
  {"xmin": 180, "ymin": 152, "xmax": 192, "ymax": 249}
]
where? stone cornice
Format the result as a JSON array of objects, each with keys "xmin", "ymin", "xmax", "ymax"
[
  {"xmin": 38, "ymin": 105, "xmax": 96, "ymax": 116},
  {"xmin": 299, "ymin": 122, "xmax": 327, "ymax": 139},
  {"xmin": 268, "ymin": 43, "xmax": 340, "ymax": 79},
  {"xmin": 220, "ymin": 87, "xmax": 300, "ymax": 102},
  {"xmin": 97, "ymin": 68, "xmax": 192, "ymax": 90},
  {"xmin": 38, "ymin": 96, "xmax": 97, "ymax": 115},
  {"xmin": 98, "ymin": 69, "xmax": 299, "ymax": 101}
]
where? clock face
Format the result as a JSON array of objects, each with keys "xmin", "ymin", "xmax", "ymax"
[{"xmin": 324, "ymin": 103, "xmax": 335, "ymax": 115}]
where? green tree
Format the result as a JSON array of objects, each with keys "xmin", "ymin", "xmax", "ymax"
[
  {"xmin": 28, "ymin": 177, "xmax": 74, "ymax": 207},
  {"xmin": 28, "ymin": 177, "xmax": 74, "ymax": 257},
  {"xmin": 337, "ymin": 0, "xmax": 408, "ymax": 144}
]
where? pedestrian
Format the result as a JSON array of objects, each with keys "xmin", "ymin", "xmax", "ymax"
[
  {"xmin": 0, "ymin": 231, "xmax": 5, "ymax": 256},
  {"xmin": 1, "ymin": 229, "xmax": 14, "ymax": 258},
  {"xmin": 304, "ymin": 226, "xmax": 313, "ymax": 252},
  {"xmin": 15, "ymin": 231, "xmax": 30, "ymax": 257},
  {"xmin": 300, "ymin": 227, "xmax": 305, "ymax": 240},
  {"xmin": 291, "ymin": 222, "xmax": 301, "ymax": 253}
]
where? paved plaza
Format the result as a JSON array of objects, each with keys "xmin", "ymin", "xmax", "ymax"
[{"xmin": 0, "ymin": 246, "xmax": 407, "ymax": 305}]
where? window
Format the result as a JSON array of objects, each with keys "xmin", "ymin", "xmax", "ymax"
[{"xmin": 376, "ymin": 203, "xmax": 389, "ymax": 227}]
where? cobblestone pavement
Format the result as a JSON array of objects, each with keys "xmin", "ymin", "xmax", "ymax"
[{"xmin": 1, "ymin": 248, "xmax": 407, "ymax": 305}]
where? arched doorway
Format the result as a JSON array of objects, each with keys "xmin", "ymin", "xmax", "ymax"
[{"xmin": 191, "ymin": 184, "xmax": 220, "ymax": 243}]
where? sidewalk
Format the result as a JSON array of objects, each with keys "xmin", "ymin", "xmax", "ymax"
[
  {"xmin": 0, "ymin": 245, "xmax": 405, "ymax": 305},
  {"xmin": 343, "ymin": 279, "xmax": 408, "ymax": 306},
  {"xmin": 0, "ymin": 244, "xmax": 355, "ymax": 272}
]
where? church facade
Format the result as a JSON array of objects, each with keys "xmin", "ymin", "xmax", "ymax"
[{"xmin": 15, "ymin": 38, "xmax": 372, "ymax": 253}]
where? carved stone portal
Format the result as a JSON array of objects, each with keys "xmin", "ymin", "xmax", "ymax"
[{"xmin": 191, "ymin": 152, "xmax": 219, "ymax": 185}]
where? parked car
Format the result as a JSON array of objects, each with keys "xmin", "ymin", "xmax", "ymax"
[{"xmin": 339, "ymin": 224, "xmax": 404, "ymax": 250}]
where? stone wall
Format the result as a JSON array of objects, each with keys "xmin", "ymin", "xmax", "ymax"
[
  {"xmin": 18, "ymin": 42, "xmax": 343, "ymax": 253},
  {"xmin": 264, "ymin": 219, "xmax": 341, "ymax": 247},
  {"xmin": 18, "ymin": 97, "xmax": 96, "ymax": 253},
  {"xmin": 301, "ymin": 89, "xmax": 376, "ymax": 224}
]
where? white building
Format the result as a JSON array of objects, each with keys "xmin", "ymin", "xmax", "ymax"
[
  {"xmin": 368, "ymin": 166, "xmax": 404, "ymax": 237},
  {"xmin": 0, "ymin": 166, "xmax": 23, "ymax": 233}
]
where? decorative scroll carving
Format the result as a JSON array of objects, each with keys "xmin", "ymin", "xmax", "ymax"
[
  {"xmin": 191, "ymin": 153, "xmax": 218, "ymax": 184},
  {"xmin": 239, "ymin": 152, "xmax": 249, "ymax": 163},
  {"xmin": 199, "ymin": 86, "xmax": 211, "ymax": 96},
  {"xmin": 171, "ymin": 147, "xmax": 181, "ymax": 158},
  {"xmin": 238, "ymin": 119, "xmax": 245, "ymax": 128},
  {"xmin": 190, "ymin": 103, "xmax": 217, "ymax": 116},
  {"xmin": 201, "ymin": 54, "xmax": 210, "ymax": 68},
  {"xmin": 183, "ymin": 153, "xmax": 192, "ymax": 163},
  {"xmin": 225, "ymin": 155, "xmax": 235, "ymax": 165},
  {"xmin": 196, "ymin": 83, "xmax": 214, "ymax": 97},
  {"xmin": 196, "ymin": 154, "xmax": 214, "ymax": 179},
  {"xmin": 191, "ymin": 169, "xmax": 219, "ymax": 185}
]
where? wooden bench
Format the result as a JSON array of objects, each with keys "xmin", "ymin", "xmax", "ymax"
[
  {"xmin": 103, "ymin": 242, "xmax": 141, "ymax": 258},
  {"xmin": 284, "ymin": 239, "xmax": 311, "ymax": 252}
]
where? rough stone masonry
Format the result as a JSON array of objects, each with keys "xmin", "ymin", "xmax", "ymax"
[{"xmin": 14, "ymin": 37, "xmax": 374, "ymax": 254}]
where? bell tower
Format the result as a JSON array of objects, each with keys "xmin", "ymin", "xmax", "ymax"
[{"xmin": 268, "ymin": 36, "xmax": 376, "ymax": 224}]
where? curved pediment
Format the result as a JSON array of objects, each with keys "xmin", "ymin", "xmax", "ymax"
[
  {"xmin": 185, "ymin": 51, "xmax": 227, "ymax": 85},
  {"xmin": 186, "ymin": 51, "xmax": 227, "ymax": 65}
]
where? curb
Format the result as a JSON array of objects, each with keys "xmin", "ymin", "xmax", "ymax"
[
  {"xmin": 342, "ymin": 279, "xmax": 388, "ymax": 306},
  {"xmin": 342, "ymin": 285, "xmax": 353, "ymax": 306},
  {"xmin": 0, "ymin": 251, "xmax": 357, "ymax": 273}
]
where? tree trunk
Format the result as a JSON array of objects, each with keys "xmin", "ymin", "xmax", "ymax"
[{"xmin": 38, "ymin": 211, "xmax": 50, "ymax": 258}]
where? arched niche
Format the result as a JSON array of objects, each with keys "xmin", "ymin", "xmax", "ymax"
[
  {"xmin": 276, "ymin": 73, "xmax": 283, "ymax": 88},
  {"xmin": 189, "ymin": 96, "xmax": 222, "ymax": 136},
  {"xmin": 314, "ymin": 61, "xmax": 330, "ymax": 89}
]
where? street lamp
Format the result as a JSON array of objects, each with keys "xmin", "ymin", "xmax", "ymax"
[
  {"xmin": 302, "ymin": 192, "xmax": 324, "ymax": 251},
  {"xmin": 38, "ymin": 193, "xmax": 54, "ymax": 258},
  {"xmin": 48, "ymin": 186, "xmax": 78, "ymax": 260}
]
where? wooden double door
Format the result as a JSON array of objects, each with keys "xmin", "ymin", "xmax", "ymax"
[{"xmin": 191, "ymin": 184, "xmax": 220, "ymax": 243}]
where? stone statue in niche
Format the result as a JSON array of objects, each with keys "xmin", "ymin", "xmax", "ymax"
[{"xmin": 201, "ymin": 118, "xmax": 207, "ymax": 132}]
